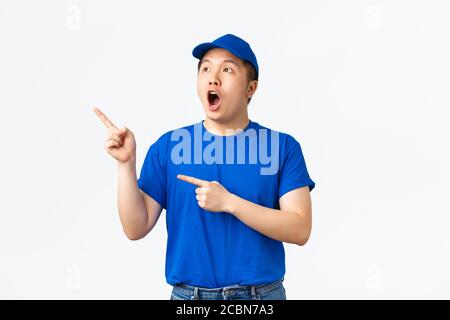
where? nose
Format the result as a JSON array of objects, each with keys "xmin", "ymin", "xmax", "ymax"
[{"xmin": 208, "ymin": 70, "xmax": 221, "ymax": 86}]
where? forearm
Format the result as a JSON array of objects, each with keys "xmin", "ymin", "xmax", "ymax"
[
  {"xmin": 226, "ymin": 194, "xmax": 311, "ymax": 245},
  {"xmin": 117, "ymin": 159, "xmax": 148, "ymax": 239}
]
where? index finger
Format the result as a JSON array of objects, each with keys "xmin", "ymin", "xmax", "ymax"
[
  {"xmin": 93, "ymin": 107, "xmax": 119, "ymax": 130},
  {"xmin": 177, "ymin": 174, "xmax": 209, "ymax": 187}
]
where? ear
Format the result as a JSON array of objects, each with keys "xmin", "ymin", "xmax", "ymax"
[{"xmin": 247, "ymin": 80, "xmax": 258, "ymax": 99}]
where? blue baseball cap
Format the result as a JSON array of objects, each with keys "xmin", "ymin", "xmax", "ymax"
[{"xmin": 192, "ymin": 34, "xmax": 259, "ymax": 78}]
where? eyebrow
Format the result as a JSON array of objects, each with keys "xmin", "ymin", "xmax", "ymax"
[{"xmin": 200, "ymin": 58, "xmax": 241, "ymax": 69}]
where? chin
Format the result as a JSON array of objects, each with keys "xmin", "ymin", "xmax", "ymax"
[
  {"xmin": 204, "ymin": 111, "xmax": 229, "ymax": 124},
  {"xmin": 205, "ymin": 110, "xmax": 223, "ymax": 120}
]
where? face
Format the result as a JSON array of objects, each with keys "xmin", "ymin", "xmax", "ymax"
[{"xmin": 197, "ymin": 48, "xmax": 257, "ymax": 124}]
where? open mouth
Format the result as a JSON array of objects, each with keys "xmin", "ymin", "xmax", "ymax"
[{"xmin": 207, "ymin": 90, "xmax": 221, "ymax": 111}]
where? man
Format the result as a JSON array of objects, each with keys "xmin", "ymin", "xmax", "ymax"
[{"xmin": 94, "ymin": 34, "xmax": 315, "ymax": 300}]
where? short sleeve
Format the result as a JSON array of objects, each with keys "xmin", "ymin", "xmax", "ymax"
[
  {"xmin": 137, "ymin": 136, "xmax": 168, "ymax": 209},
  {"xmin": 278, "ymin": 137, "xmax": 315, "ymax": 198}
]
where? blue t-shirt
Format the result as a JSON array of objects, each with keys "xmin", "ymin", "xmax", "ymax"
[{"xmin": 137, "ymin": 120, "xmax": 315, "ymax": 288}]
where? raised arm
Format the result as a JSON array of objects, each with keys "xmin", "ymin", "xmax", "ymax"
[{"xmin": 94, "ymin": 107, "xmax": 162, "ymax": 240}]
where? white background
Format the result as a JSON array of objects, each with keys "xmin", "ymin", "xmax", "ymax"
[{"xmin": 1, "ymin": 0, "xmax": 449, "ymax": 299}]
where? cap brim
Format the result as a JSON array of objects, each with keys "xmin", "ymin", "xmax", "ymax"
[
  {"xmin": 192, "ymin": 43, "xmax": 220, "ymax": 59},
  {"xmin": 192, "ymin": 43, "xmax": 244, "ymax": 63}
]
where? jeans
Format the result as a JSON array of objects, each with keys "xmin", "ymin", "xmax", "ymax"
[{"xmin": 170, "ymin": 278, "xmax": 286, "ymax": 300}]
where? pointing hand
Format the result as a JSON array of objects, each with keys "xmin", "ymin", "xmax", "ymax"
[
  {"xmin": 177, "ymin": 174, "xmax": 233, "ymax": 212},
  {"xmin": 93, "ymin": 107, "xmax": 136, "ymax": 164}
]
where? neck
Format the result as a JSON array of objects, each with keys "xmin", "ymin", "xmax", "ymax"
[{"xmin": 204, "ymin": 113, "xmax": 250, "ymax": 136}]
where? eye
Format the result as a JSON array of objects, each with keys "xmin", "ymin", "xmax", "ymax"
[
  {"xmin": 223, "ymin": 67, "xmax": 232, "ymax": 73},
  {"xmin": 202, "ymin": 66, "xmax": 209, "ymax": 72}
]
